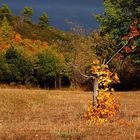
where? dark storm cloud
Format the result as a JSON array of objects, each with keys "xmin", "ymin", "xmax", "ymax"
[{"xmin": 0, "ymin": 0, "xmax": 104, "ymax": 30}]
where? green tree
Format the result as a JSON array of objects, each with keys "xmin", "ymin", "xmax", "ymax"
[
  {"xmin": 35, "ymin": 47, "xmax": 68, "ymax": 89},
  {"xmin": 21, "ymin": 6, "xmax": 33, "ymax": 22},
  {"xmin": 38, "ymin": 12, "xmax": 49, "ymax": 27},
  {"xmin": 96, "ymin": 0, "xmax": 140, "ymax": 40},
  {"xmin": 95, "ymin": 0, "xmax": 140, "ymax": 89},
  {"xmin": 0, "ymin": 4, "xmax": 13, "ymax": 21},
  {"xmin": 0, "ymin": 17, "xmax": 14, "ymax": 42},
  {"xmin": 0, "ymin": 53, "xmax": 11, "ymax": 82},
  {"xmin": 5, "ymin": 47, "xmax": 34, "ymax": 85},
  {"xmin": 96, "ymin": 0, "xmax": 140, "ymax": 63}
]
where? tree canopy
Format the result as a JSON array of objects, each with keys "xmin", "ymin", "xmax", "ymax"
[{"xmin": 96, "ymin": 0, "xmax": 140, "ymax": 65}]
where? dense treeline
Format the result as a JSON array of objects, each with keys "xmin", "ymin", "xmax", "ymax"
[
  {"xmin": 0, "ymin": 18, "xmax": 71, "ymax": 89},
  {"xmin": 0, "ymin": 3, "xmax": 140, "ymax": 90},
  {"xmin": 0, "ymin": 5, "xmax": 98, "ymax": 89}
]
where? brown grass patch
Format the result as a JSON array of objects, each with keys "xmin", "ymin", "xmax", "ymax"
[{"xmin": 0, "ymin": 89, "xmax": 140, "ymax": 140}]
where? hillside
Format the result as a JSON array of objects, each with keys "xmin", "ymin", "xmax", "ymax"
[
  {"xmin": 0, "ymin": 16, "xmax": 98, "ymax": 89},
  {"xmin": 0, "ymin": 3, "xmax": 140, "ymax": 90}
]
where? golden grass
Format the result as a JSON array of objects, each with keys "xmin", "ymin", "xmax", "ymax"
[{"xmin": 0, "ymin": 89, "xmax": 140, "ymax": 140}]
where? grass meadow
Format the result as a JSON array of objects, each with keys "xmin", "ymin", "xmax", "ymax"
[{"xmin": 0, "ymin": 89, "xmax": 140, "ymax": 140}]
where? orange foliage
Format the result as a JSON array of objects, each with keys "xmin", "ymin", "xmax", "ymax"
[
  {"xmin": 0, "ymin": 20, "xmax": 50, "ymax": 57},
  {"xmin": 122, "ymin": 36, "xmax": 129, "ymax": 41},
  {"xmin": 91, "ymin": 65, "xmax": 120, "ymax": 89},
  {"xmin": 85, "ymin": 64, "xmax": 120, "ymax": 124},
  {"xmin": 85, "ymin": 92, "xmax": 119, "ymax": 124},
  {"xmin": 122, "ymin": 19, "xmax": 139, "ymax": 54},
  {"xmin": 0, "ymin": 43, "xmax": 10, "ymax": 52},
  {"xmin": 131, "ymin": 45, "xmax": 136, "ymax": 50},
  {"xmin": 42, "ymin": 42, "xmax": 49, "ymax": 48},
  {"xmin": 129, "ymin": 19, "xmax": 139, "ymax": 38},
  {"xmin": 124, "ymin": 46, "xmax": 132, "ymax": 53},
  {"xmin": 14, "ymin": 33, "xmax": 22, "ymax": 42},
  {"xmin": 86, "ymin": 20, "xmax": 139, "ymax": 124},
  {"xmin": 116, "ymin": 54, "xmax": 123, "ymax": 60}
]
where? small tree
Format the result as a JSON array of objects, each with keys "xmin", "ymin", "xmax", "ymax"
[
  {"xmin": 84, "ymin": 19, "xmax": 140, "ymax": 124},
  {"xmin": 21, "ymin": 6, "xmax": 33, "ymax": 22},
  {"xmin": 38, "ymin": 12, "xmax": 49, "ymax": 27},
  {"xmin": 0, "ymin": 16, "xmax": 14, "ymax": 42},
  {"xmin": 0, "ymin": 4, "xmax": 13, "ymax": 22}
]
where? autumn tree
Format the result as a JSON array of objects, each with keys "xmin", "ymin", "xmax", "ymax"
[{"xmin": 85, "ymin": 18, "xmax": 140, "ymax": 123}]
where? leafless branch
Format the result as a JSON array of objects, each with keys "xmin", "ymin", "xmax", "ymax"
[
  {"xmin": 72, "ymin": 64, "xmax": 95, "ymax": 79},
  {"xmin": 105, "ymin": 38, "xmax": 131, "ymax": 65}
]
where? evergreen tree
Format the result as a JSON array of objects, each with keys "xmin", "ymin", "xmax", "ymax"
[
  {"xmin": 0, "ymin": 4, "xmax": 13, "ymax": 21},
  {"xmin": 21, "ymin": 6, "xmax": 33, "ymax": 22},
  {"xmin": 38, "ymin": 12, "xmax": 49, "ymax": 27},
  {"xmin": 0, "ymin": 17, "xmax": 14, "ymax": 42}
]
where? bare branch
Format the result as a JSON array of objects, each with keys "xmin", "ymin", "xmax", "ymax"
[
  {"xmin": 102, "ymin": 59, "xmax": 106, "ymax": 65},
  {"xmin": 105, "ymin": 38, "xmax": 131, "ymax": 65},
  {"xmin": 72, "ymin": 64, "xmax": 95, "ymax": 79}
]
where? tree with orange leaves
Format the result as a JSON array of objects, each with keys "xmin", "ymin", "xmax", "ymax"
[{"xmin": 84, "ymin": 19, "xmax": 140, "ymax": 124}]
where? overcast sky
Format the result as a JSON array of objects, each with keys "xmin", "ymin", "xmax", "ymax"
[{"xmin": 0, "ymin": 0, "xmax": 104, "ymax": 30}]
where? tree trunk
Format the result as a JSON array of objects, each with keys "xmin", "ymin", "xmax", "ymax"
[
  {"xmin": 93, "ymin": 78, "xmax": 98, "ymax": 106},
  {"xmin": 55, "ymin": 76, "xmax": 57, "ymax": 89},
  {"xmin": 58, "ymin": 77, "xmax": 61, "ymax": 89}
]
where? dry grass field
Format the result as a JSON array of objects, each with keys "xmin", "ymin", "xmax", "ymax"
[{"xmin": 0, "ymin": 89, "xmax": 140, "ymax": 140}]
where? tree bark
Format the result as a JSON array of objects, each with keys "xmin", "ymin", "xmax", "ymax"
[
  {"xmin": 55, "ymin": 76, "xmax": 57, "ymax": 89},
  {"xmin": 58, "ymin": 76, "xmax": 61, "ymax": 89},
  {"xmin": 93, "ymin": 78, "xmax": 98, "ymax": 106}
]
